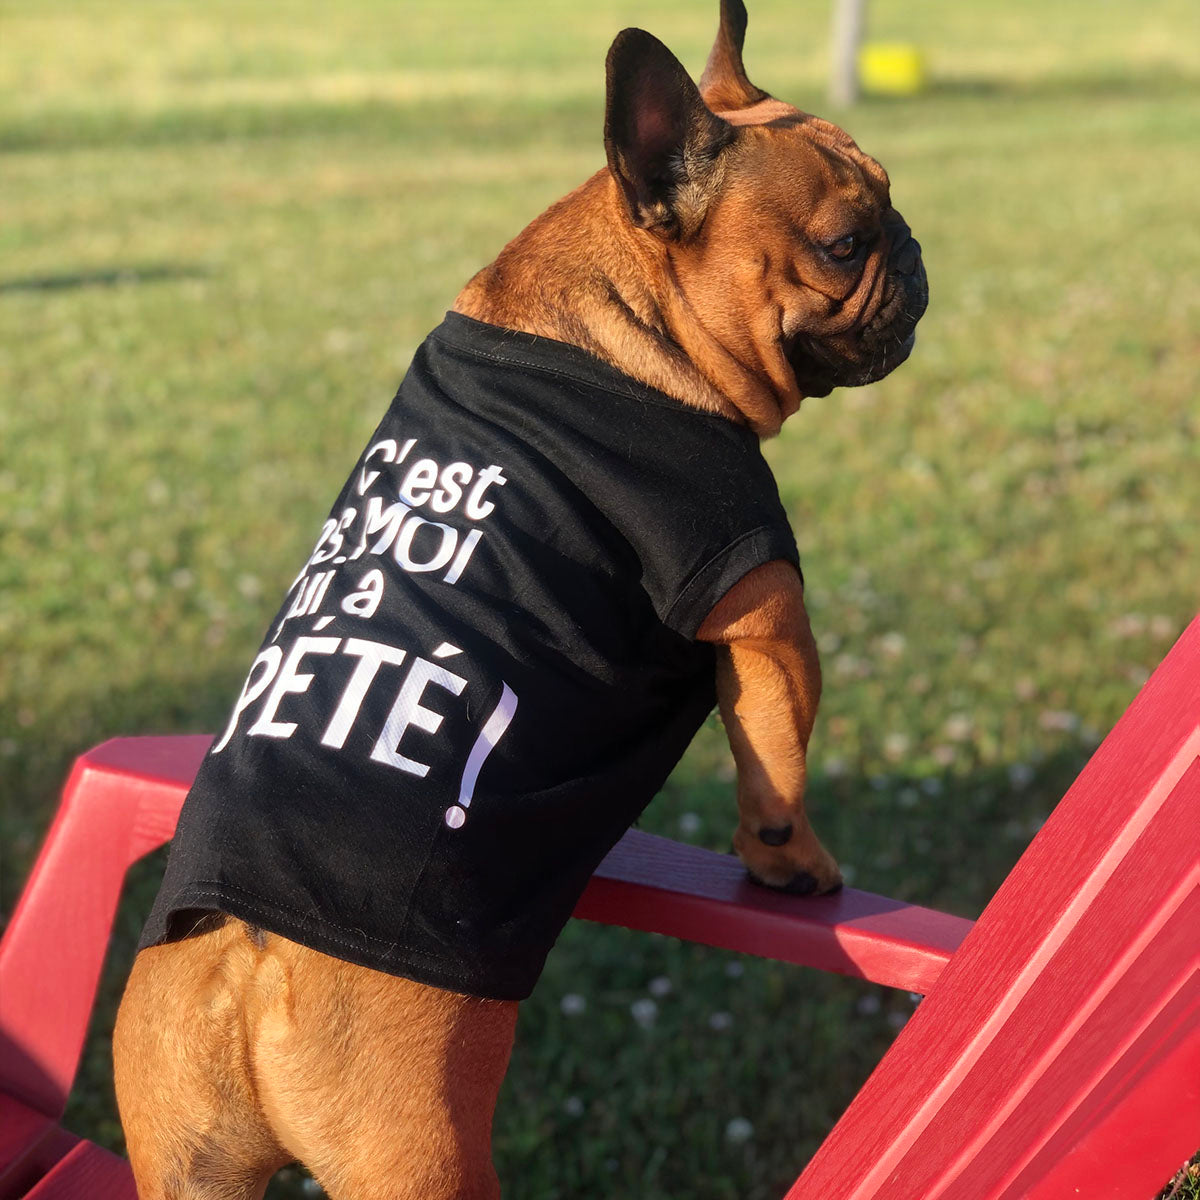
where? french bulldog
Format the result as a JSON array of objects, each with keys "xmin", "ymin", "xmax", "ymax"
[{"xmin": 114, "ymin": 4, "xmax": 927, "ymax": 1197}]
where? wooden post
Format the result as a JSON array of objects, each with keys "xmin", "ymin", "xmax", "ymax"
[{"xmin": 829, "ymin": 0, "xmax": 867, "ymax": 108}]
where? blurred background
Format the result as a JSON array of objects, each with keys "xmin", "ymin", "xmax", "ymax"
[{"xmin": 2, "ymin": 1, "xmax": 1198, "ymax": 1196}]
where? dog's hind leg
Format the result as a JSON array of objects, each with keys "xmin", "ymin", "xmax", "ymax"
[
  {"xmin": 244, "ymin": 939, "xmax": 519, "ymax": 1200},
  {"xmin": 118, "ymin": 918, "xmax": 517, "ymax": 1198},
  {"xmin": 114, "ymin": 917, "xmax": 293, "ymax": 1200}
]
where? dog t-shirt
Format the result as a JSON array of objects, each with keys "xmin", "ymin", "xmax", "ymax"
[{"xmin": 141, "ymin": 312, "xmax": 800, "ymax": 1000}]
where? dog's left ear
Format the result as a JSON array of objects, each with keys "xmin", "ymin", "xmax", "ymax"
[
  {"xmin": 605, "ymin": 28, "xmax": 735, "ymax": 241},
  {"xmin": 699, "ymin": 0, "xmax": 770, "ymax": 112}
]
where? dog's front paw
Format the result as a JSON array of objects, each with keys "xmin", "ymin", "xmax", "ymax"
[{"xmin": 733, "ymin": 822, "xmax": 843, "ymax": 896}]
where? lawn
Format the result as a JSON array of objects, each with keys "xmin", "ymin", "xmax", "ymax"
[{"xmin": 2, "ymin": 0, "xmax": 1198, "ymax": 1196}]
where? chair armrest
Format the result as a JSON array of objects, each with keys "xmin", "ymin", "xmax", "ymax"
[
  {"xmin": 578, "ymin": 830, "xmax": 973, "ymax": 995},
  {"xmin": 1, "ymin": 732, "xmax": 971, "ymax": 1127}
]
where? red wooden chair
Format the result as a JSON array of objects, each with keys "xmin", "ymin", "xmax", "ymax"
[{"xmin": 3, "ymin": 616, "xmax": 1198, "ymax": 1200}]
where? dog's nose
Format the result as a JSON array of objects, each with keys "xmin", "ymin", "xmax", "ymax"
[{"xmin": 890, "ymin": 228, "xmax": 922, "ymax": 277}]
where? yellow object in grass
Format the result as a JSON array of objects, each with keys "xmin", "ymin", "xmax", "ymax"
[{"xmin": 858, "ymin": 43, "xmax": 928, "ymax": 96}]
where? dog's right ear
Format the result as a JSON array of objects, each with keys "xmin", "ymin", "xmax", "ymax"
[
  {"xmin": 605, "ymin": 29, "xmax": 735, "ymax": 242},
  {"xmin": 699, "ymin": 0, "xmax": 770, "ymax": 111}
]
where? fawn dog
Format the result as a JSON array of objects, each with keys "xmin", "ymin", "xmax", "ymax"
[{"xmin": 114, "ymin": 3, "xmax": 927, "ymax": 1196}]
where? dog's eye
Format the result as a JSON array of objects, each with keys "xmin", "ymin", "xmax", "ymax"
[{"xmin": 827, "ymin": 235, "xmax": 859, "ymax": 261}]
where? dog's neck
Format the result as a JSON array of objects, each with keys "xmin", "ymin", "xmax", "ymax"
[{"xmin": 453, "ymin": 171, "xmax": 798, "ymax": 437}]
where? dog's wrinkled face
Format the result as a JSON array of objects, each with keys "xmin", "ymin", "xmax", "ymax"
[
  {"xmin": 604, "ymin": 0, "xmax": 928, "ymax": 411},
  {"xmin": 686, "ymin": 107, "xmax": 929, "ymax": 399}
]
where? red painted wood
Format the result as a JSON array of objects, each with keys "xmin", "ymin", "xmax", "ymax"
[
  {"xmin": 0, "ymin": 729, "xmax": 969, "ymax": 1138},
  {"xmin": 579, "ymin": 832, "xmax": 972, "ymax": 994},
  {"xmin": 0, "ymin": 1098, "xmax": 55, "ymax": 1175},
  {"xmin": 0, "ymin": 731, "xmax": 969, "ymax": 1196},
  {"xmin": 22, "ymin": 1139, "xmax": 136, "ymax": 1200},
  {"xmin": 0, "ymin": 1096, "xmax": 78, "ymax": 1200},
  {"xmin": 786, "ymin": 614, "xmax": 1200, "ymax": 1200},
  {"xmin": 0, "ymin": 737, "xmax": 208, "ymax": 1118},
  {"xmin": 5, "ymin": 616, "xmax": 1197, "ymax": 1198},
  {"xmin": 934, "ymin": 770, "xmax": 1200, "ymax": 1200},
  {"xmin": 1018, "ymin": 973, "xmax": 1200, "ymax": 1200}
]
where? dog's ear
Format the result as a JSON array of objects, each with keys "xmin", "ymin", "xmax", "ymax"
[
  {"xmin": 699, "ymin": 0, "xmax": 770, "ymax": 112},
  {"xmin": 605, "ymin": 28, "xmax": 735, "ymax": 241}
]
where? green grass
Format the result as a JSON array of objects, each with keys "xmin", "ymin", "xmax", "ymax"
[
  {"xmin": 3, "ymin": 0, "xmax": 1199, "ymax": 1196},
  {"xmin": 1162, "ymin": 1163, "xmax": 1200, "ymax": 1200}
]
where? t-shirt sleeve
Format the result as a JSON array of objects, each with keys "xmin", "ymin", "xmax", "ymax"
[{"xmin": 661, "ymin": 522, "xmax": 802, "ymax": 641}]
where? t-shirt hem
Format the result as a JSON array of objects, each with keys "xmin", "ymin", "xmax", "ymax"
[
  {"xmin": 665, "ymin": 525, "xmax": 802, "ymax": 640},
  {"xmin": 141, "ymin": 885, "xmax": 537, "ymax": 1002}
]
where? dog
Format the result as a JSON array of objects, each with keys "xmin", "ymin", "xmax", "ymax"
[{"xmin": 113, "ymin": 4, "xmax": 927, "ymax": 1197}]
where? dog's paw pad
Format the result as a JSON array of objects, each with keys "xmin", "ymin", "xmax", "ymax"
[
  {"xmin": 746, "ymin": 868, "xmax": 810, "ymax": 895},
  {"xmin": 746, "ymin": 868, "xmax": 843, "ymax": 897}
]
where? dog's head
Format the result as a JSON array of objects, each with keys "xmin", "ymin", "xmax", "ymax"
[{"xmin": 604, "ymin": 0, "xmax": 928, "ymax": 407}]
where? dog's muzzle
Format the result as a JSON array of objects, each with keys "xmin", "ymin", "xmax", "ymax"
[
  {"xmin": 855, "ymin": 221, "xmax": 928, "ymax": 379},
  {"xmin": 785, "ymin": 212, "xmax": 928, "ymax": 396}
]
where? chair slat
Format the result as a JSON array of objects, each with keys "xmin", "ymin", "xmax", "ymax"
[{"xmin": 786, "ymin": 616, "xmax": 1200, "ymax": 1200}]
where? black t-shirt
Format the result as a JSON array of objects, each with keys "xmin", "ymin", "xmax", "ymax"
[{"xmin": 141, "ymin": 312, "xmax": 799, "ymax": 1000}]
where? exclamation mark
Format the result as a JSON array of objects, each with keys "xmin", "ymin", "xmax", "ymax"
[{"xmin": 444, "ymin": 683, "xmax": 518, "ymax": 829}]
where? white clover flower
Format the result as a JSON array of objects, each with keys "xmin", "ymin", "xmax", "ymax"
[
  {"xmin": 630, "ymin": 998, "xmax": 658, "ymax": 1027},
  {"xmin": 724, "ymin": 960, "xmax": 745, "ymax": 979},
  {"xmin": 647, "ymin": 976, "xmax": 672, "ymax": 998},
  {"xmin": 1109, "ymin": 613, "xmax": 1146, "ymax": 639},
  {"xmin": 1008, "ymin": 763, "xmax": 1035, "ymax": 789},
  {"xmin": 943, "ymin": 713, "xmax": 973, "ymax": 741},
  {"xmin": 678, "ymin": 812, "xmax": 702, "ymax": 836},
  {"xmin": 563, "ymin": 1096, "xmax": 585, "ymax": 1117},
  {"xmin": 725, "ymin": 1117, "xmax": 754, "ymax": 1144},
  {"xmin": 708, "ymin": 1011, "xmax": 734, "ymax": 1031},
  {"xmin": 1038, "ymin": 710, "xmax": 1080, "ymax": 733},
  {"xmin": 816, "ymin": 629, "xmax": 842, "ymax": 654},
  {"xmin": 855, "ymin": 993, "xmax": 882, "ymax": 1016},
  {"xmin": 1150, "ymin": 615, "xmax": 1176, "ymax": 639},
  {"xmin": 560, "ymin": 993, "xmax": 587, "ymax": 1016}
]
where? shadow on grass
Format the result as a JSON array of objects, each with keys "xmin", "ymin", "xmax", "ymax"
[
  {"xmin": 0, "ymin": 264, "xmax": 210, "ymax": 294},
  {"xmin": 918, "ymin": 69, "xmax": 1199, "ymax": 101},
  {"xmin": 2, "ymin": 67, "xmax": 1195, "ymax": 156}
]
